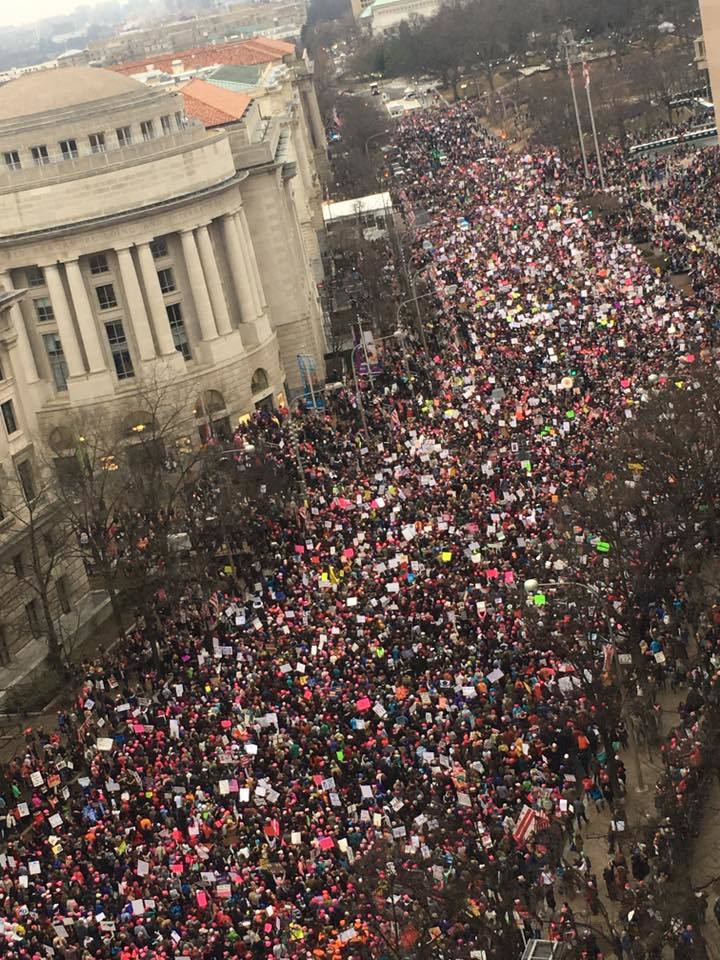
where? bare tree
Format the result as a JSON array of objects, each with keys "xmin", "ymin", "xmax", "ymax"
[
  {"xmin": 42, "ymin": 373, "xmax": 216, "ymax": 656},
  {"xmin": 0, "ymin": 458, "xmax": 77, "ymax": 673}
]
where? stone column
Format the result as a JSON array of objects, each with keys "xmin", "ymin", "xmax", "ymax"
[
  {"xmin": 180, "ymin": 229, "xmax": 219, "ymax": 342},
  {"xmin": 236, "ymin": 208, "xmax": 267, "ymax": 314},
  {"xmin": 64, "ymin": 259, "xmax": 108, "ymax": 374},
  {"xmin": 43, "ymin": 263, "xmax": 85, "ymax": 378},
  {"xmin": 115, "ymin": 246, "xmax": 157, "ymax": 362},
  {"xmin": 305, "ymin": 84, "xmax": 326, "ymax": 151},
  {"xmin": 221, "ymin": 214, "xmax": 257, "ymax": 325},
  {"xmin": 195, "ymin": 224, "xmax": 232, "ymax": 336},
  {"xmin": 136, "ymin": 242, "xmax": 177, "ymax": 356},
  {"xmin": 0, "ymin": 273, "xmax": 39, "ymax": 383}
]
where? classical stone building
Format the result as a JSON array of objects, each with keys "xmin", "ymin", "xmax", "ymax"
[
  {"xmin": 0, "ymin": 61, "xmax": 332, "ymax": 667},
  {"xmin": 112, "ymin": 38, "xmax": 330, "ymax": 384},
  {"xmin": 0, "ymin": 288, "xmax": 96, "ymax": 669},
  {"xmin": 0, "ymin": 66, "xmax": 297, "ymax": 441},
  {"xmin": 358, "ymin": 0, "xmax": 444, "ymax": 34}
]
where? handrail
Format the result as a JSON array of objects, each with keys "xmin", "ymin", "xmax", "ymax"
[{"xmin": 628, "ymin": 126, "xmax": 717, "ymax": 155}]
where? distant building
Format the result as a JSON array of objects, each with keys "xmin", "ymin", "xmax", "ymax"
[
  {"xmin": 698, "ymin": 0, "xmax": 720, "ymax": 104},
  {"xmin": 89, "ymin": 1, "xmax": 309, "ymax": 65},
  {"xmin": 56, "ymin": 49, "xmax": 92, "ymax": 68},
  {"xmin": 358, "ymin": 0, "xmax": 442, "ymax": 34}
]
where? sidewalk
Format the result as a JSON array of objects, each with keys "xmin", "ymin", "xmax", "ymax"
[{"xmin": 566, "ymin": 686, "xmax": 720, "ymax": 955}]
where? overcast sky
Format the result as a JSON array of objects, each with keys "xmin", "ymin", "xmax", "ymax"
[{"xmin": 0, "ymin": 0, "xmax": 102, "ymax": 27}]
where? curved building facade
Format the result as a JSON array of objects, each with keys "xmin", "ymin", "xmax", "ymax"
[{"xmin": 0, "ymin": 66, "xmax": 287, "ymax": 441}]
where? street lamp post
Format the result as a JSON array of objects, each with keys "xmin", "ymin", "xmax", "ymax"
[
  {"xmin": 523, "ymin": 578, "xmax": 647, "ymax": 793},
  {"xmin": 350, "ymin": 340, "xmax": 370, "ymax": 440},
  {"xmin": 396, "ymin": 284, "xmax": 457, "ymax": 355},
  {"xmin": 559, "ymin": 29, "xmax": 590, "ymax": 183}
]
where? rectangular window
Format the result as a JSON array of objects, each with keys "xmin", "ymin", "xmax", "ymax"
[
  {"xmin": 160, "ymin": 114, "xmax": 172, "ymax": 135},
  {"xmin": 59, "ymin": 138, "xmax": 78, "ymax": 160},
  {"xmin": 25, "ymin": 599, "xmax": 40, "ymax": 637},
  {"xmin": 157, "ymin": 268, "xmax": 175, "ymax": 293},
  {"xmin": 174, "ymin": 111, "xmax": 185, "ymax": 129},
  {"xmin": 89, "ymin": 254, "xmax": 109, "ymax": 275},
  {"xmin": 17, "ymin": 460, "xmax": 35, "ymax": 502},
  {"xmin": 150, "ymin": 236, "xmax": 168, "ymax": 259},
  {"xmin": 31, "ymin": 145, "xmax": 49, "ymax": 166},
  {"xmin": 1, "ymin": 399, "xmax": 18, "ymax": 436},
  {"xmin": 12, "ymin": 553, "xmax": 23, "ymax": 577},
  {"xmin": 33, "ymin": 296, "xmax": 54, "ymax": 322},
  {"xmin": 105, "ymin": 321, "xmax": 134, "ymax": 380},
  {"xmin": 56, "ymin": 575, "xmax": 71, "ymax": 615},
  {"xmin": 166, "ymin": 303, "xmax": 191, "ymax": 361},
  {"xmin": 26, "ymin": 266, "xmax": 45, "ymax": 288},
  {"xmin": 0, "ymin": 624, "xmax": 9, "ymax": 665},
  {"xmin": 95, "ymin": 283, "xmax": 117, "ymax": 311},
  {"xmin": 88, "ymin": 132, "xmax": 106, "ymax": 154},
  {"xmin": 43, "ymin": 530, "xmax": 54, "ymax": 554},
  {"xmin": 140, "ymin": 119, "xmax": 155, "ymax": 141},
  {"xmin": 43, "ymin": 333, "xmax": 69, "ymax": 391},
  {"xmin": 3, "ymin": 151, "xmax": 21, "ymax": 171},
  {"xmin": 116, "ymin": 125, "xmax": 132, "ymax": 147}
]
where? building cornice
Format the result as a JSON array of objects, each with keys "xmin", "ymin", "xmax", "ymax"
[{"xmin": 0, "ymin": 171, "xmax": 249, "ymax": 249}]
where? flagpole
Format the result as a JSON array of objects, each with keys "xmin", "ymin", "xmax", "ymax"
[
  {"xmin": 584, "ymin": 59, "xmax": 606, "ymax": 191},
  {"xmin": 567, "ymin": 58, "xmax": 589, "ymax": 182}
]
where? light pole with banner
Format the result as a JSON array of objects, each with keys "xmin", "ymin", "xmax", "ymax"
[{"xmin": 559, "ymin": 29, "xmax": 590, "ymax": 182}]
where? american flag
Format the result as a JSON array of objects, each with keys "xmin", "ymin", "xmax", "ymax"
[
  {"xmin": 583, "ymin": 61, "xmax": 591, "ymax": 91},
  {"xmin": 391, "ymin": 409, "xmax": 401, "ymax": 428},
  {"xmin": 513, "ymin": 805, "xmax": 536, "ymax": 845}
]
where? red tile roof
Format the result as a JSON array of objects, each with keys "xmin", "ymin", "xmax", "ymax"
[
  {"xmin": 180, "ymin": 78, "xmax": 252, "ymax": 127},
  {"xmin": 111, "ymin": 37, "xmax": 295, "ymax": 77}
]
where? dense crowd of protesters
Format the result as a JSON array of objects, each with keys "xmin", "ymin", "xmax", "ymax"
[{"xmin": 0, "ymin": 101, "xmax": 718, "ymax": 960}]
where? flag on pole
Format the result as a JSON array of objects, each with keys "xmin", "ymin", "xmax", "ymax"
[{"xmin": 583, "ymin": 61, "xmax": 591, "ymax": 90}]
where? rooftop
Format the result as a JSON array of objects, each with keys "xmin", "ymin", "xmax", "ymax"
[
  {"xmin": 0, "ymin": 67, "xmax": 144, "ymax": 121},
  {"xmin": 111, "ymin": 38, "xmax": 295, "ymax": 78},
  {"xmin": 209, "ymin": 64, "xmax": 264, "ymax": 88},
  {"xmin": 180, "ymin": 78, "xmax": 252, "ymax": 127},
  {"xmin": 322, "ymin": 192, "xmax": 393, "ymax": 224}
]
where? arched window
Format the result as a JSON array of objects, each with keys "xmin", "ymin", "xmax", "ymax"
[
  {"xmin": 48, "ymin": 426, "xmax": 76, "ymax": 455},
  {"xmin": 122, "ymin": 412, "xmax": 157, "ymax": 438},
  {"xmin": 194, "ymin": 389, "xmax": 226, "ymax": 418},
  {"xmin": 251, "ymin": 368, "xmax": 269, "ymax": 394},
  {"xmin": 195, "ymin": 390, "xmax": 230, "ymax": 443}
]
